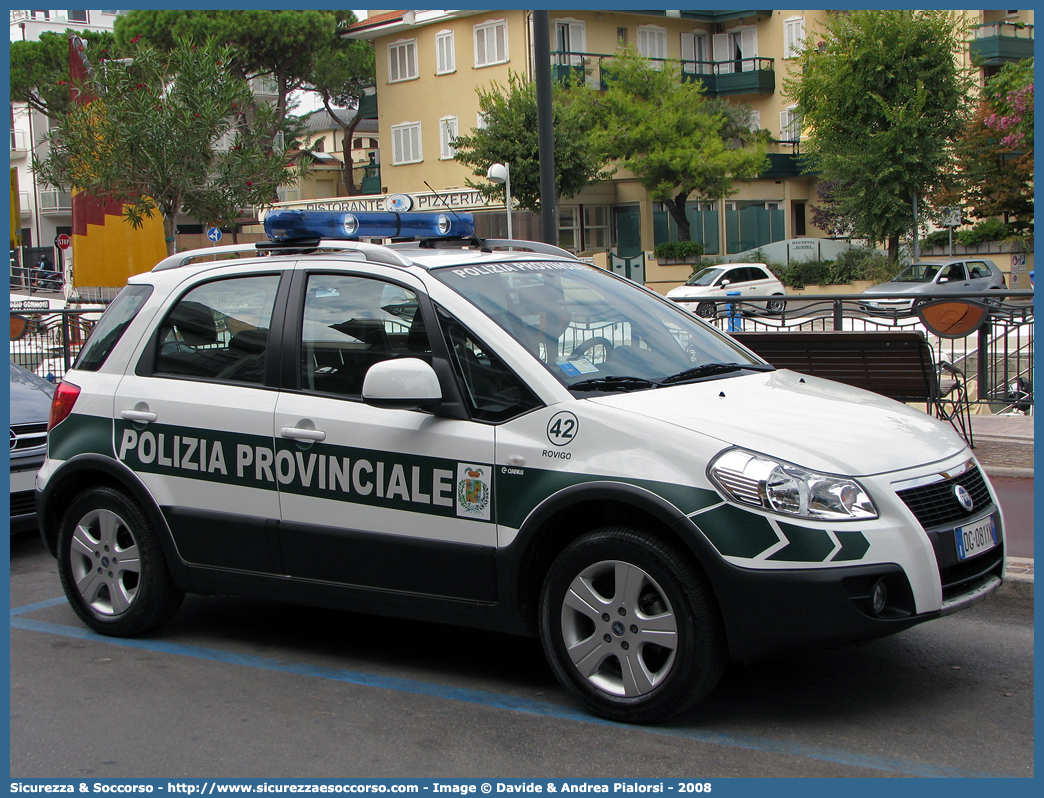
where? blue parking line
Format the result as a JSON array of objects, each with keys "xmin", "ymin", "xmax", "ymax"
[{"xmin": 12, "ymin": 599, "xmax": 1003, "ymax": 779}]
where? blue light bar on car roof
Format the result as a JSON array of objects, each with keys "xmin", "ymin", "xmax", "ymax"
[{"xmin": 264, "ymin": 210, "xmax": 475, "ymax": 242}]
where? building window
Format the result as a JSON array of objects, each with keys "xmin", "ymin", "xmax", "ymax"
[
  {"xmin": 476, "ymin": 112, "xmax": 488, "ymax": 130},
  {"xmin": 558, "ymin": 207, "xmax": 581, "ymax": 252},
  {"xmin": 474, "ymin": 19, "xmax": 508, "ymax": 68},
  {"xmin": 554, "ymin": 18, "xmax": 586, "ymax": 66},
  {"xmin": 67, "ymin": 10, "xmax": 89, "ymax": 23},
  {"xmin": 637, "ymin": 25, "xmax": 667, "ymax": 67},
  {"xmin": 388, "ymin": 39, "xmax": 418, "ymax": 83},
  {"xmin": 583, "ymin": 206, "xmax": 611, "ymax": 250},
  {"xmin": 780, "ymin": 106, "xmax": 801, "ymax": 143},
  {"xmin": 681, "ymin": 31, "xmax": 710, "ymax": 75},
  {"xmin": 617, "ymin": 28, "xmax": 628, "ymax": 47},
  {"xmin": 713, "ymin": 26, "xmax": 758, "ymax": 74},
  {"xmin": 391, "ymin": 122, "xmax": 422, "ymax": 165},
  {"xmin": 436, "ymin": 30, "xmax": 455, "ymax": 74},
  {"xmin": 784, "ymin": 17, "xmax": 805, "ymax": 59},
  {"xmin": 30, "ymin": 10, "xmax": 50, "ymax": 20},
  {"xmin": 439, "ymin": 116, "xmax": 458, "ymax": 160}
]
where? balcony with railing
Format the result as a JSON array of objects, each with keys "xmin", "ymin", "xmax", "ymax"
[
  {"xmin": 969, "ymin": 21, "xmax": 1034, "ymax": 65},
  {"xmin": 39, "ymin": 189, "xmax": 72, "ymax": 214},
  {"xmin": 551, "ymin": 51, "xmax": 775, "ymax": 97},
  {"xmin": 10, "ymin": 129, "xmax": 28, "ymax": 157}
]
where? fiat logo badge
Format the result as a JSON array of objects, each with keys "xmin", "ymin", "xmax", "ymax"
[{"xmin": 954, "ymin": 485, "xmax": 974, "ymax": 511}]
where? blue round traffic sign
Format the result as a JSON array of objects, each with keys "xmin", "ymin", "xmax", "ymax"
[{"xmin": 207, "ymin": 227, "xmax": 223, "ymax": 242}]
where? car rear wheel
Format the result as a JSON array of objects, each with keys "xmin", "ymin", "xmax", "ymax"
[
  {"xmin": 538, "ymin": 527, "xmax": 726, "ymax": 724},
  {"xmin": 766, "ymin": 296, "xmax": 787, "ymax": 314},
  {"xmin": 57, "ymin": 486, "xmax": 183, "ymax": 637}
]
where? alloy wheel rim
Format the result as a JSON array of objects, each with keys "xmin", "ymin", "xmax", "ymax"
[
  {"xmin": 68, "ymin": 508, "xmax": 141, "ymax": 616},
  {"xmin": 559, "ymin": 559, "xmax": 678, "ymax": 697}
]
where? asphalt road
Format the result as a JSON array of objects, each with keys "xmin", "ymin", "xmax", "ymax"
[{"xmin": 9, "ymin": 531, "xmax": 1034, "ymax": 779}]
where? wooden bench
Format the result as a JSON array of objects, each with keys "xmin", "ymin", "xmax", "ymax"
[{"xmin": 731, "ymin": 330, "xmax": 974, "ymax": 446}]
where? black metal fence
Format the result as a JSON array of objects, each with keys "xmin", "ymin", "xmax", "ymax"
[
  {"xmin": 9, "ymin": 290, "xmax": 1035, "ymax": 413},
  {"xmin": 700, "ymin": 290, "xmax": 1034, "ymax": 413}
]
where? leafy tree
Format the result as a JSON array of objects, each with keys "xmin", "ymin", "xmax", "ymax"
[
  {"xmin": 784, "ymin": 10, "xmax": 973, "ymax": 260},
  {"xmin": 34, "ymin": 37, "xmax": 303, "ymax": 256},
  {"xmin": 113, "ymin": 10, "xmax": 352, "ymax": 136},
  {"xmin": 10, "ymin": 29, "xmax": 116, "ymax": 118},
  {"xmin": 451, "ymin": 71, "xmax": 611, "ymax": 212},
  {"xmin": 948, "ymin": 59, "xmax": 1033, "ymax": 234},
  {"xmin": 306, "ymin": 25, "xmax": 377, "ymax": 195},
  {"xmin": 581, "ymin": 48, "xmax": 768, "ymax": 242}
]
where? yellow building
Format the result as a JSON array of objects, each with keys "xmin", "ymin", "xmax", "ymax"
[{"xmin": 335, "ymin": 9, "xmax": 1032, "ymax": 291}]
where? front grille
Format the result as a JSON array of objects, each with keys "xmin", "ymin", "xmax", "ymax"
[
  {"xmin": 896, "ymin": 465, "xmax": 992, "ymax": 529},
  {"xmin": 11, "ymin": 422, "xmax": 48, "ymax": 454},
  {"xmin": 10, "ymin": 489, "xmax": 36, "ymax": 516}
]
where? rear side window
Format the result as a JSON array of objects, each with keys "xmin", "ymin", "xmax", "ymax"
[
  {"xmin": 153, "ymin": 274, "xmax": 280, "ymax": 383},
  {"xmin": 74, "ymin": 284, "xmax": 154, "ymax": 372}
]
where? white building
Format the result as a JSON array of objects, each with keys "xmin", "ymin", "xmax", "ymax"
[{"xmin": 10, "ymin": 10, "xmax": 122, "ymax": 278}]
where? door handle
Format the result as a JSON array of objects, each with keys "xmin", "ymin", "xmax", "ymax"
[
  {"xmin": 120, "ymin": 409, "xmax": 157, "ymax": 423},
  {"xmin": 280, "ymin": 426, "xmax": 326, "ymax": 442}
]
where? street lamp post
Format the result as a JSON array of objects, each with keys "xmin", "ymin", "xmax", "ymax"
[{"xmin": 486, "ymin": 162, "xmax": 512, "ymax": 239}]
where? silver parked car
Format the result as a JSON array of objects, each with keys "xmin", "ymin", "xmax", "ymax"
[
  {"xmin": 860, "ymin": 258, "xmax": 1007, "ymax": 315},
  {"xmin": 10, "ymin": 361, "xmax": 55, "ymax": 533}
]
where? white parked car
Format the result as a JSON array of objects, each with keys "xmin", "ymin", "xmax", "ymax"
[
  {"xmin": 37, "ymin": 211, "xmax": 1003, "ymax": 724},
  {"xmin": 666, "ymin": 262, "xmax": 787, "ymax": 318}
]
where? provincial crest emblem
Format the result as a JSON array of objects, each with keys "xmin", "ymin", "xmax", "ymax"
[{"xmin": 456, "ymin": 463, "xmax": 491, "ymax": 520}]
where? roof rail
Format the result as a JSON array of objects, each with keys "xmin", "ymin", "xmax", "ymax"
[
  {"xmin": 483, "ymin": 239, "xmax": 575, "ymax": 259},
  {"xmin": 151, "ymin": 239, "xmax": 415, "ymax": 272}
]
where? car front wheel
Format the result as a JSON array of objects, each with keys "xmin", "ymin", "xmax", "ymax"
[
  {"xmin": 538, "ymin": 527, "xmax": 726, "ymax": 724},
  {"xmin": 696, "ymin": 301, "xmax": 716, "ymax": 319},
  {"xmin": 57, "ymin": 486, "xmax": 183, "ymax": 637}
]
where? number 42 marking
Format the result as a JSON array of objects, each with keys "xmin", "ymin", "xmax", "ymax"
[{"xmin": 547, "ymin": 411, "xmax": 579, "ymax": 446}]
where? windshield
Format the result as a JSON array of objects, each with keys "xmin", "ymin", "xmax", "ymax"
[
  {"xmin": 431, "ymin": 260, "xmax": 766, "ymax": 392},
  {"xmin": 893, "ymin": 263, "xmax": 939, "ymax": 283},
  {"xmin": 685, "ymin": 267, "xmax": 723, "ymax": 287}
]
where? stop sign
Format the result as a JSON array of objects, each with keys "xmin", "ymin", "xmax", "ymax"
[{"xmin": 55, "ymin": 233, "xmax": 71, "ymax": 250}]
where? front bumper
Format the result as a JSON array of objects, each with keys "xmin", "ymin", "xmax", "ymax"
[{"xmin": 683, "ymin": 454, "xmax": 1005, "ymax": 661}]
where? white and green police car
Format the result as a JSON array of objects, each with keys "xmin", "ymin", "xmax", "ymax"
[{"xmin": 37, "ymin": 210, "xmax": 1004, "ymax": 724}]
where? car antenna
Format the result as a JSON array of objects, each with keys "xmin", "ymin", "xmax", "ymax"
[{"xmin": 424, "ymin": 181, "xmax": 490, "ymax": 252}]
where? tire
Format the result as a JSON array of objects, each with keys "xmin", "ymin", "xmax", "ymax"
[
  {"xmin": 538, "ymin": 527, "xmax": 726, "ymax": 724},
  {"xmin": 695, "ymin": 301, "xmax": 716, "ymax": 319},
  {"xmin": 766, "ymin": 296, "xmax": 787, "ymax": 314},
  {"xmin": 57, "ymin": 486, "xmax": 183, "ymax": 637}
]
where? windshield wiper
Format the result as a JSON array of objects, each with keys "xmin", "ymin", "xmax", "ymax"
[
  {"xmin": 660, "ymin": 362, "xmax": 775, "ymax": 386},
  {"xmin": 569, "ymin": 375, "xmax": 662, "ymax": 392}
]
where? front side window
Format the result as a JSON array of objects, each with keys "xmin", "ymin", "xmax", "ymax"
[
  {"xmin": 388, "ymin": 39, "xmax": 418, "ymax": 82},
  {"xmin": 153, "ymin": 274, "xmax": 280, "ymax": 384},
  {"xmin": 474, "ymin": 19, "xmax": 508, "ymax": 67},
  {"xmin": 438, "ymin": 309, "xmax": 540, "ymax": 422},
  {"xmin": 432, "ymin": 262, "xmax": 764, "ymax": 392},
  {"xmin": 686, "ymin": 267, "xmax": 724, "ymax": 287},
  {"xmin": 300, "ymin": 274, "xmax": 430, "ymax": 399}
]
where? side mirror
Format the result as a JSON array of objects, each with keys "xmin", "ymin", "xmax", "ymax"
[
  {"xmin": 10, "ymin": 315, "xmax": 29, "ymax": 341},
  {"xmin": 937, "ymin": 277, "xmax": 949, "ymax": 284},
  {"xmin": 362, "ymin": 358, "xmax": 443, "ymax": 409},
  {"xmin": 720, "ymin": 279, "xmax": 731, "ymax": 287}
]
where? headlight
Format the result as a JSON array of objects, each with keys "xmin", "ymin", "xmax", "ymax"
[{"xmin": 709, "ymin": 449, "xmax": 877, "ymax": 521}]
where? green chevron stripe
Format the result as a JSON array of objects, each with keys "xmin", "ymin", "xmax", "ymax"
[
  {"xmin": 770, "ymin": 522, "xmax": 838, "ymax": 562},
  {"xmin": 690, "ymin": 503, "xmax": 779, "ymax": 559},
  {"xmin": 831, "ymin": 529, "xmax": 872, "ymax": 561}
]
